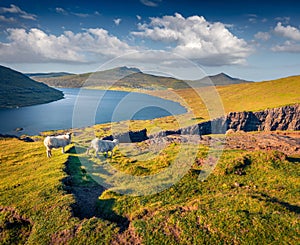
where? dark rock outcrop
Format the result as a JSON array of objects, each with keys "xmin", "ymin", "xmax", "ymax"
[
  {"xmin": 149, "ymin": 104, "xmax": 299, "ymax": 139},
  {"xmin": 103, "ymin": 128, "xmax": 148, "ymax": 143},
  {"xmin": 227, "ymin": 104, "xmax": 300, "ymax": 132},
  {"xmin": 0, "ymin": 134, "xmax": 34, "ymax": 142},
  {"xmin": 102, "ymin": 104, "xmax": 299, "ymax": 143}
]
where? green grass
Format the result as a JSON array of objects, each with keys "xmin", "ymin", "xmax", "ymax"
[
  {"xmin": 1, "ymin": 136, "xmax": 299, "ymax": 244},
  {"xmin": 0, "ymin": 138, "xmax": 117, "ymax": 244},
  {"xmin": 1, "ymin": 75, "xmax": 300, "ymax": 244},
  {"xmin": 148, "ymin": 75, "xmax": 300, "ymax": 121}
]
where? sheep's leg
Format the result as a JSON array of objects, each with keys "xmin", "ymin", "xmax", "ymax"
[
  {"xmin": 46, "ymin": 147, "xmax": 51, "ymax": 158},
  {"xmin": 86, "ymin": 147, "xmax": 90, "ymax": 155},
  {"xmin": 62, "ymin": 147, "xmax": 65, "ymax": 154},
  {"xmin": 95, "ymin": 149, "xmax": 99, "ymax": 158}
]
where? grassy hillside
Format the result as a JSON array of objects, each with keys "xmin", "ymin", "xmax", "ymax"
[
  {"xmin": 0, "ymin": 65, "xmax": 64, "ymax": 108},
  {"xmin": 0, "ymin": 135, "xmax": 299, "ymax": 244},
  {"xmin": 33, "ymin": 66, "xmax": 251, "ymax": 90},
  {"xmin": 147, "ymin": 74, "xmax": 300, "ymax": 122},
  {"xmin": 1, "ymin": 74, "xmax": 299, "ymax": 244}
]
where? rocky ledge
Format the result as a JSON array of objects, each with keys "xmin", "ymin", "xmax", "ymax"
[
  {"xmin": 150, "ymin": 104, "xmax": 300, "ymax": 138},
  {"xmin": 226, "ymin": 104, "xmax": 300, "ymax": 132},
  {"xmin": 104, "ymin": 104, "xmax": 299, "ymax": 143}
]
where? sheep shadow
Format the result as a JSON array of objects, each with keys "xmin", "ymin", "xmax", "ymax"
[
  {"xmin": 62, "ymin": 146, "xmax": 129, "ymax": 232},
  {"xmin": 252, "ymin": 192, "xmax": 300, "ymax": 214},
  {"xmin": 287, "ymin": 156, "xmax": 300, "ymax": 163}
]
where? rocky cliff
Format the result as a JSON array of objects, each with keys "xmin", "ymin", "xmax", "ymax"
[
  {"xmin": 226, "ymin": 104, "xmax": 300, "ymax": 132},
  {"xmin": 103, "ymin": 104, "xmax": 299, "ymax": 143}
]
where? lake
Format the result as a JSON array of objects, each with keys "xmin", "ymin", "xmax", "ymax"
[{"xmin": 0, "ymin": 88, "xmax": 186, "ymax": 136}]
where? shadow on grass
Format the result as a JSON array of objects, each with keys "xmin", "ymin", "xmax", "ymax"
[
  {"xmin": 63, "ymin": 146, "xmax": 129, "ymax": 232},
  {"xmin": 252, "ymin": 193, "xmax": 300, "ymax": 214},
  {"xmin": 287, "ymin": 156, "xmax": 300, "ymax": 163}
]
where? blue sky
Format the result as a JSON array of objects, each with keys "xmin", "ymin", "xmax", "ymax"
[{"xmin": 0, "ymin": 0, "xmax": 300, "ymax": 81}]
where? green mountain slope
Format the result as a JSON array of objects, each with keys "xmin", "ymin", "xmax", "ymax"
[
  {"xmin": 0, "ymin": 65, "xmax": 64, "ymax": 108},
  {"xmin": 33, "ymin": 66, "xmax": 251, "ymax": 90}
]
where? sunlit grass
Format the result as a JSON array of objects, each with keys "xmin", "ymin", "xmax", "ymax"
[{"xmin": 1, "ymin": 75, "xmax": 300, "ymax": 244}]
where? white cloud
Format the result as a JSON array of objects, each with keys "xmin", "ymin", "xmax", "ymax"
[
  {"xmin": 140, "ymin": 0, "xmax": 161, "ymax": 7},
  {"xmin": 114, "ymin": 18, "xmax": 122, "ymax": 26},
  {"xmin": 254, "ymin": 31, "xmax": 271, "ymax": 41},
  {"xmin": 132, "ymin": 13, "xmax": 252, "ymax": 66},
  {"xmin": 0, "ymin": 4, "xmax": 36, "ymax": 20},
  {"xmin": 55, "ymin": 7, "xmax": 90, "ymax": 18},
  {"xmin": 136, "ymin": 15, "xmax": 142, "ymax": 20},
  {"xmin": 271, "ymin": 22, "xmax": 300, "ymax": 53},
  {"xmin": 275, "ymin": 16, "xmax": 290, "ymax": 24},
  {"xmin": 248, "ymin": 18, "xmax": 257, "ymax": 23},
  {"xmin": 73, "ymin": 12, "xmax": 90, "ymax": 18},
  {"xmin": 0, "ymin": 28, "xmax": 136, "ymax": 63},
  {"xmin": 272, "ymin": 40, "xmax": 300, "ymax": 52},
  {"xmin": 0, "ymin": 15, "xmax": 15, "ymax": 22},
  {"xmin": 274, "ymin": 22, "xmax": 300, "ymax": 41},
  {"xmin": 55, "ymin": 7, "xmax": 68, "ymax": 15}
]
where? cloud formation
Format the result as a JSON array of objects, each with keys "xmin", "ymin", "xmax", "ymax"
[
  {"xmin": 55, "ymin": 7, "xmax": 90, "ymax": 18},
  {"xmin": 132, "ymin": 13, "xmax": 252, "ymax": 66},
  {"xmin": 0, "ymin": 15, "xmax": 15, "ymax": 22},
  {"xmin": 114, "ymin": 18, "xmax": 122, "ymax": 26},
  {"xmin": 0, "ymin": 13, "xmax": 255, "ymax": 67},
  {"xmin": 0, "ymin": 4, "xmax": 36, "ymax": 20},
  {"xmin": 55, "ymin": 7, "xmax": 68, "ymax": 15},
  {"xmin": 254, "ymin": 31, "xmax": 271, "ymax": 41},
  {"xmin": 272, "ymin": 22, "xmax": 300, "ymax": 52},
  {"xmin": 0, "ymin": 28, "xmax": 136, "ymax": 63},
  {"xmin": 272, "ymin": 41, "xmax": 300, "ymax": 52},
  {"xmin": 140, "ymin": 0, "xmax": 161, "ymax": 7},
  {"xmin": 274, "ymin": 22, "xmax": 300, "ymax": 41}
]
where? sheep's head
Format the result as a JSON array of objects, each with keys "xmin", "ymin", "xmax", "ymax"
[
  {"xmin": 113, "ymin": 139, "xmax": 119, "ymax": 145},
  {"xmin": 66, "ymin": 133, "xmax": 72, "ymax": 142}
]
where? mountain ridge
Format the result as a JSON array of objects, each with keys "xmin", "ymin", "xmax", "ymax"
[{"xmin": 32, "ymin": 66, "xmax": 252, "ymax": 89}]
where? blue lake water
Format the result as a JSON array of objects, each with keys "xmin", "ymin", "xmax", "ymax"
[{"xmin": 0, "ymin": 88, "xmax": 186, "ymax": 136}]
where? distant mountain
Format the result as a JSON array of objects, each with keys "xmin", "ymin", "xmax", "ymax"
[
  {"xmin": 32, "ymin": 66, "xmax": 142, "ymax": 88},
  {"xmin": 32, "ymin": 66, "xmax": 251, "ymax": 90},
  {"xmin": 0, "ymin": 65, "xmax": 64, "ymax": 108},
  {"xmin": 26, "ymin": 72, "xmax": 75, "ymax": 78},
  {"xmin": 193, "ymin": 73, "xmax": 251, "ymax": 86}
]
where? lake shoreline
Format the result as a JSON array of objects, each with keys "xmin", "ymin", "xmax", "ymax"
[{"xmin": 0, "ymin": 88, "xmax": 187, "ymax": 136}]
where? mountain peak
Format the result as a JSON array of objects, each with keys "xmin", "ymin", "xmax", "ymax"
[
  {"xmin": 118, "ymin": 66, "xmax": 141, "ymax": 73},
  {"xmin": 196, "ymin": 72, "xmax": 251, "ymax": 86},
  {"xmin": 213, "ymin": 72, "xmax": 233, "ymax": 79}
]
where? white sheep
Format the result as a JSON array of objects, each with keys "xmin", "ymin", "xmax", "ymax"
[
  {"xmin": 44, "ymin": 133, "xmax": 72, "ymax": 158},
  {"xmin": 86, "ymin": 138, "xmax": 119, "ymax": 158}
]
